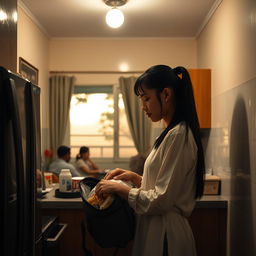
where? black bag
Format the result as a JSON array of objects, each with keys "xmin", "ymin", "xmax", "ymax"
[{"xmin": 79, "ymin": 177, "xmax": 136, "ymax": 248}]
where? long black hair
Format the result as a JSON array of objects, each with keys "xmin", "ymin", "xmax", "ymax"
[{"xmin": 134, "ymin": 65, "xmax": 205, "ymax": 198}]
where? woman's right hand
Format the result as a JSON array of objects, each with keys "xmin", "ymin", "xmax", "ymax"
[
  {"xmin": 104, "ymin": 168, "xmax": 142, "ymax": 187},
  {"xmin": 104, "ymin": 168, "xmax": 128, "ymax": 180}
]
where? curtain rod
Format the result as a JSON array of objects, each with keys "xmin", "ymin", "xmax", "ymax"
[{"xmin": 50, "ymin": 70, "xmax": 144, "ymax": 74}]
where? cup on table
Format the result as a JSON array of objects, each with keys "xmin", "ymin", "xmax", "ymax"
[
  {"xmin": 44, "ymin": 172, "xmax": 53, "ymax": 188},
  {"xmin": 72, "ymin": 177, "xmax": 84, "ymax": 192}
]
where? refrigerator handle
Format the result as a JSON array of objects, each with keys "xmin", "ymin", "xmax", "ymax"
[{"xmin": 8, "ymin": 78, "xmax": 25, "ymax": 253}]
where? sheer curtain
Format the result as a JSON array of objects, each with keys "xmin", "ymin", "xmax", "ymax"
[
  {"xmin": 119, "ymin": 76, "xmax": 152, "ymax": 155},
  {"xmin": 49, "ymin": 76, "xmax": 74, "ymax": 154}
]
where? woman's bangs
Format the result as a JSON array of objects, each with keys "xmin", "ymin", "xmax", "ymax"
[{"xmin": 134, "ymin": 76, "xmax": 145, "ymax": 96}]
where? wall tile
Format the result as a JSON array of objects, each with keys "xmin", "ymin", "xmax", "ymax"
[{"xmin": 205, "ymin": 77, "xmax": 256, "ymax": 256}]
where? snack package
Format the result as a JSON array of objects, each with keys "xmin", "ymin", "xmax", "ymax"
[
  {"xmin": 86, "ymin": 179, "xmax": 132, "ymax": 210},
  {"xmin": 87, "ymin": 193, "xmax": 114, "ymax": 210}
]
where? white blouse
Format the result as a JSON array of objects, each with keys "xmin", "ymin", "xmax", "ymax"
[{"xmin": 128, "ymin": 122, "xmax": 198, "ymax": 256}]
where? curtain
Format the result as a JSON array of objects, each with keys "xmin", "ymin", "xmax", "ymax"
[
  {"xmin": 49, "ymin": 76, "xmax": 74, "ymax": 155},
  {"xmin": 119, "ymin": 76, "xmax": 152, "ymax": 155}
]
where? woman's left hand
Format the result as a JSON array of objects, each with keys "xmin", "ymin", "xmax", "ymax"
[{"xmin": 95, "ymin": 180, "xmax": 131, "ymax": 200}]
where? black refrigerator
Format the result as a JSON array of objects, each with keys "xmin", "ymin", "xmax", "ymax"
[{"xmin": 0, "ymin": 66, "xmax": 43, "ymax": 256}]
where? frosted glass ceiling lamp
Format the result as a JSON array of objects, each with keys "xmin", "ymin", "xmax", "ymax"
[
  {"xmin": 106, "ymin": 8, "xmax": 124, "ymax": 28},
  {"xmin": 103, "ymin": 0, "xmax": 127, "ymax": 29}
]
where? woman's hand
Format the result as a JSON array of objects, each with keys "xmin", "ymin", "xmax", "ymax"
[
  {"xmin": 105, "ymin": 168, "xmax": 142, "ymax": 188},
  {"xmin": 104, "ymin": 168, "xmax": 127, "ymax": 180},
  {"xmin": 95, "ymin": 179, "xmax": 131, "ymax": 200}
]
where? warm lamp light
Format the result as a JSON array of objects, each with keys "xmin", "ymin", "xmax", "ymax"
[
  {"xmin": 103, "ymin": 0, "xmax": 127, "ymax": 29},
  {"xmin": 106, "ymin": 8, "xmax": 124, "ymax": 28}
]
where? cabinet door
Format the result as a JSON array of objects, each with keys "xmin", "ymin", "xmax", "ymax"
[
  {"xmin": 188, "ymin": 208, "xmax": 227, "ymax": 256},
  {"xmin": 188, "ymin": 69, "xmax": 211, "ymax": 128}
]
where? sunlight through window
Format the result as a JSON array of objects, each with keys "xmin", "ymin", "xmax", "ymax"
[{"xmin": 69, "ymin": 86, "xmax": 136, "ymax": 159}]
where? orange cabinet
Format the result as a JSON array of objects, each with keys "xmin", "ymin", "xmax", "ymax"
[{"xmin": 188, "ymin": 69, "xmax": 211, "ymax": 128}]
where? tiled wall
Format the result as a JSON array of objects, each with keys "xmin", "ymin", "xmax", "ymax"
[{"xmin": 205, "ymin": 77, "xmax": 256, "ymax": 256}]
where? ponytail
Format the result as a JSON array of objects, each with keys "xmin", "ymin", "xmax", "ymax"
[
  {"xmin": 174, "ymin": 67, "xmax": 205, "ymax": 198},
  {"xmin": 172, "ymin": 66, "xmax": 205, "ymax": 198},
  {"xmin": 76, "ymin": 154, "xmax": 81, "ymax": 161}
]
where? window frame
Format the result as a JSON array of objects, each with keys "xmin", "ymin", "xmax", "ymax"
[{"xmin": 70, "ymin": 84, "xmax": 136, "ymax": 162}]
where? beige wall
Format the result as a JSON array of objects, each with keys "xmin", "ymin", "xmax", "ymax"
[
  {"xmin": 49, "ymin": 38, "xmax": 197, "ymax": 85},
  {"xmin": 197, "ymin": 0, "xmax": 256, "ymax": 132},
  {"xmin": 17, "ymin": 6, "xmax": 50, "ymax": 128},
  {"xmin": 197, "ymin": 1, "xmax": 256, "ymax": 255},
  {"xmin": 197, "ymin": 0, "xmax": 256, "ymax": 97}
]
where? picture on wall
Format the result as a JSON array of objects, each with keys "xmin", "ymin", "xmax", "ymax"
[{"xmin": 19, "ymin": 57, "xmax": 39, "ymax": 85}]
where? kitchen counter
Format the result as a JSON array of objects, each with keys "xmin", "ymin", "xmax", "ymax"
[
  {"xmin": 41, "ymin": 184, "xmax": 228, "ymax": 256},
  {"xmin": 40, "ymin": 184, "xmax": 228, "ymax": 209}
]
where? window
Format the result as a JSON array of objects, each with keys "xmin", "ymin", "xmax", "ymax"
[{"xmin": 70, "ymin": 85, "xmax": 137, "ymax": 159}]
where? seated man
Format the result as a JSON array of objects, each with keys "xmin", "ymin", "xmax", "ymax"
[{"xmin": 49, "ymin": 145, "xmax": 80, "ymax": 178}]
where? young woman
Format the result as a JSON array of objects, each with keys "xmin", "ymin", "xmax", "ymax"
[
  {"xmin": 95, "ymin": 65, "xmax": 205, "ymax": 256},
  {"xmin": 76, "ymin": 146, "xmax": 103, "ymax": 177}
]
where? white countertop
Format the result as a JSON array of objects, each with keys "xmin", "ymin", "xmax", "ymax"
[{"xmin": 40, "ymin": 184, "xmax": 228, "ymax": 209}]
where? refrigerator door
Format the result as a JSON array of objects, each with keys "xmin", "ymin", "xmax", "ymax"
[
  {"xmin": 0, "ymin": 67, "xmax": 41, "ymax": 256},
  {"xmin": 0, "ymin": 67, "xmax": 26, "ymax": 256},
  {"xmin": 26, "ymin": 82, "xmax": 42, "ymax": 251},
  {"xmin": 10, "ymin": 71, "xmax": 36, "ymax": 256}
]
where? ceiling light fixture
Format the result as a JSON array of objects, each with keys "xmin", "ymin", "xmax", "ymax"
[{"xmin": 103, "ymin": 0, "xmax": 127, "ymax": 29}]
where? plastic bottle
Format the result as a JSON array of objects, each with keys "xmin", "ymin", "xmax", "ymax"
[{"xmin": 59, "ymin": 169, "xmax": 72, "ymax": 192}]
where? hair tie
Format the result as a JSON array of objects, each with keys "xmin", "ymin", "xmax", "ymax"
[
  {"xmin": 173, "ymin": 66, "xmax": 184, "ymax": 80},
  {"xmin": 173, "ymin": 66, "xmax": 182, "ymax": 75}
]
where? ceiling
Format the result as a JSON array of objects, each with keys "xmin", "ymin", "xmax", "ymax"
[{"xmin": 20, "ymin": 0, "xmax": 221, "ymax": 38}]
